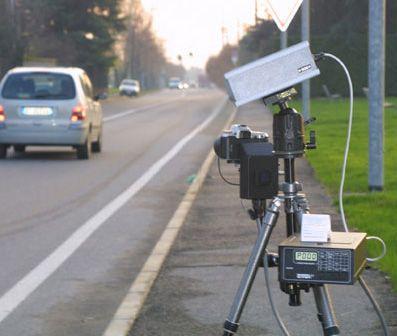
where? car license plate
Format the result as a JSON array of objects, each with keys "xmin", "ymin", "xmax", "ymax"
[{"xmin": 22, "ymin": 107, "xmax": 53, "ymax": 116}]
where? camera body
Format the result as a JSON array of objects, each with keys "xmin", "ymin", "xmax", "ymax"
[
  {"xmin": 214, "ymin": 125, "xmax": 279, "ymax": 200},
  {"xmin": 214, "ymin": 125, "xmax": 269, "ymax": 163}
]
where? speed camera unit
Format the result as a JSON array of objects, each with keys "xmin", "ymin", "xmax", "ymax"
[{"xmin": 224, "ymin": 41, "xmax": 320, "ymax": 107}]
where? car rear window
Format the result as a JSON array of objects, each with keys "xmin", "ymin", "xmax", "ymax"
[
  {"xmin": 122, "ymin": 80, "xmax": 138, "ymax": 86},
  {"xmin": 2, "ymin": 72, "xmax": 76, "ymax": 100}
]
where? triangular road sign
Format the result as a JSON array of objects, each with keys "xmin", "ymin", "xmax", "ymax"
[{"xmin": 265, "ymin": 0, "xmax": 304, "ymax": 31}]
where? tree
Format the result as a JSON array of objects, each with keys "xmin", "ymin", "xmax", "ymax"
[
  {"xmin": 238, "ymin": 1, "xmax": 397, "ymax": 96},
  {"xmin": 206, "ymin": 45, "xmax": 235, "ymax": 89},
  {"xmin": 0, "ymin": 0, "xmax": 182, "ymax": 90},
  {"xmin": 0, "ymin": 0, "xmax": 25, "ymax": 75},
  {"xmin": 22, "ymin": 0, "xmax": 125, "ymax": 88},
  {"xmin": 123, "ymin": 0, "xmax": 184, "ymax": 89}
]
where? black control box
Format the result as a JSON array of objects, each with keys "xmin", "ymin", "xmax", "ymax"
[
  {"xmin": 239, "ymin": 142, "xmax": 279, "ymax": 200},
  {"xmin": 278, "ymin": 232, "xmax": 367, "ymax": 285}
]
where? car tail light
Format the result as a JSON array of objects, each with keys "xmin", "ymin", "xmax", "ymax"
[
  {"xmin": 71, "ymin": 105, "xmax": 86, "ymax": 122},
  {"xmin": 0, "ymin": 105, "xmax": 5, "ymax": 122}
]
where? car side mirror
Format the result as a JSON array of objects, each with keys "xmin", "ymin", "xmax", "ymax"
[{"xmin": 94, "ymin": 92, "xmax": 108, "ymax": 101}]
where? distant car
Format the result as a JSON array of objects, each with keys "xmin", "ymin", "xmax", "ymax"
[
  {"xmin": 119, "ymin": 79, "xmax": 140, "ymax": 97},
  {"xmin": 0, "ymin": 67, "xmax": 104, "ymax": 160},
  {"xmin": 188, "ymin": 80, "xmax": 197, "ymax": 88},
  {"xmin": 168, "ymin": 77, "xmax": 183, "ymax": 89}
]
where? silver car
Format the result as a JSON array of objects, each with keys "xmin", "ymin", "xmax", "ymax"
[
  {"xmin": 0, "ymin": 67, "xmax": 103, "ymax": 160},
  {"xmin": 119, "ymin": 79, "xmax": 140, "ymax": 97}
]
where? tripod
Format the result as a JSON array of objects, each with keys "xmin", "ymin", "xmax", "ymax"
[{"xmin": 222, "ymin": 91, "xmax": 340, "ymax": 336}]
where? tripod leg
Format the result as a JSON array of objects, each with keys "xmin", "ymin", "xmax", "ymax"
[
  {"xmin": 312, "ymin": 285, "xmax": 340, "ymax": 335},
  {"xmin": 223, "ymin": 198, "xmax": 282, "ymax": 336}
]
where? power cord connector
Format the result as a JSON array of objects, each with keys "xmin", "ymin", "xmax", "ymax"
[{"xmin": 313, "ymin": 52, "xmax": 326, "ymax": 62}]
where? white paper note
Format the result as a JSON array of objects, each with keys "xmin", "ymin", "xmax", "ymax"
[{"xmin": 301, "ymin": 214, "xmax": 331, "ymax": 242}]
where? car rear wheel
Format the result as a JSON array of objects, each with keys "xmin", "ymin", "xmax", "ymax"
[
  {"xmin": 91, "ymin": 132, "xmax": 102, "ymax": 153},
  {"xmin": 14, "ymin": 145, "xmax": 26, "ymax": 153},
  {"xmin": 76, "ymin": 139, "xmax": 91, "ymax": 160},
  {"xmin": 0, "ymin": 145, "xmax": 7, "ymax": 159}
]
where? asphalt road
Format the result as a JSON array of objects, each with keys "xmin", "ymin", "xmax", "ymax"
[{"xmin": 0, "ymin": 89, "xmax": 230, "ymax": 336}]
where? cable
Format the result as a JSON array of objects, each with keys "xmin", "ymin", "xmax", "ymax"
[
  {"xmin": 217, "ymin": 157, "xmax": 239, "ymax": 186},
  {"xmin": 323, "ymin": 53, "xmax": 352, "ymax": 233},
  {"xmin": 263, "ymin": 250, "xmax": 291, "ymax": 336},
  {"xmin": 323, "ymin": 53, "xmax": 389, "ymax": 336},
  {"xmin": 255, "ymin": 216, "xmax": 290, "ymax": 335},
  {"xmin": 366, "ymin": 236, "xmax": 387, "ymax": 262},
  {"xmin": 359, "ymin": 277, "xmax": 389, "ymax": 336}
]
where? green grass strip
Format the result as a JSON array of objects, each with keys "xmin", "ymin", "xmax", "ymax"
[{"xmin": 287, "ymin": 98, "xmax": 397, "ymax": 290}]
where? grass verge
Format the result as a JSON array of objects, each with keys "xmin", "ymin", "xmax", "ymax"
[{"xmin": 291, "ymin": 98, "xmax": 397, "ymax": 290}]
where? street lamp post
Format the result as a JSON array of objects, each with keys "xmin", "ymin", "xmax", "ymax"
[
  {"xmin": 368, "ymin": 0, "xmax": 386, "ymax": 191},
  {"xmin": 301, "ymin": 0, "xmax": 310, "ymax": 120}
]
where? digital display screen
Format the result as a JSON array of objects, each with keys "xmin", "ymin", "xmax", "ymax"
[{"xmin": 295, "ymin": 251, "xmax": 318, "ymax": 262}]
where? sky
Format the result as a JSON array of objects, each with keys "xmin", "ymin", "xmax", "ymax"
[{"xmin": 141, "ymin": 0, "xmax": 261, "ymax": 69}]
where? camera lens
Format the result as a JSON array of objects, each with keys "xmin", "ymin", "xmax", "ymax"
[{"xmin": 213, "ymin": 137, "xmax": 224, "ymax": 159}]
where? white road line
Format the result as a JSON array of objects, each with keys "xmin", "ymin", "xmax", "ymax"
[
  {"xmin": 0, "ymin": 97, "xmax": 228, "ymax": 324},
  {"xmin": 102, "ymin": 100, "xmax": 236, "ymax": 336},
  {"xmin": 103, "ymin": 99, "xmax": 179, "ymax": 122}
]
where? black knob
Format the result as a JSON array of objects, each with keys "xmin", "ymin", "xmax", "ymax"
[{"xmin": 306, "ymin": 130, "xmax": 317, "ymax": 150}]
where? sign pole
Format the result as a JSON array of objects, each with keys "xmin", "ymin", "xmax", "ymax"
[
  {"xmin": 266, "ymin": 0, "xmax": 303, "ymax": 32},
  {"xmin": 368, "ymin": 0, "xmax": 386, "ymax": 191},
  {"xmin": 301, "ymin": 0, "xmax": 310, "ymax": 120},
  {"xmin": 280, "ymin": 31, "xmax": 288, "ymax": 49}
]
